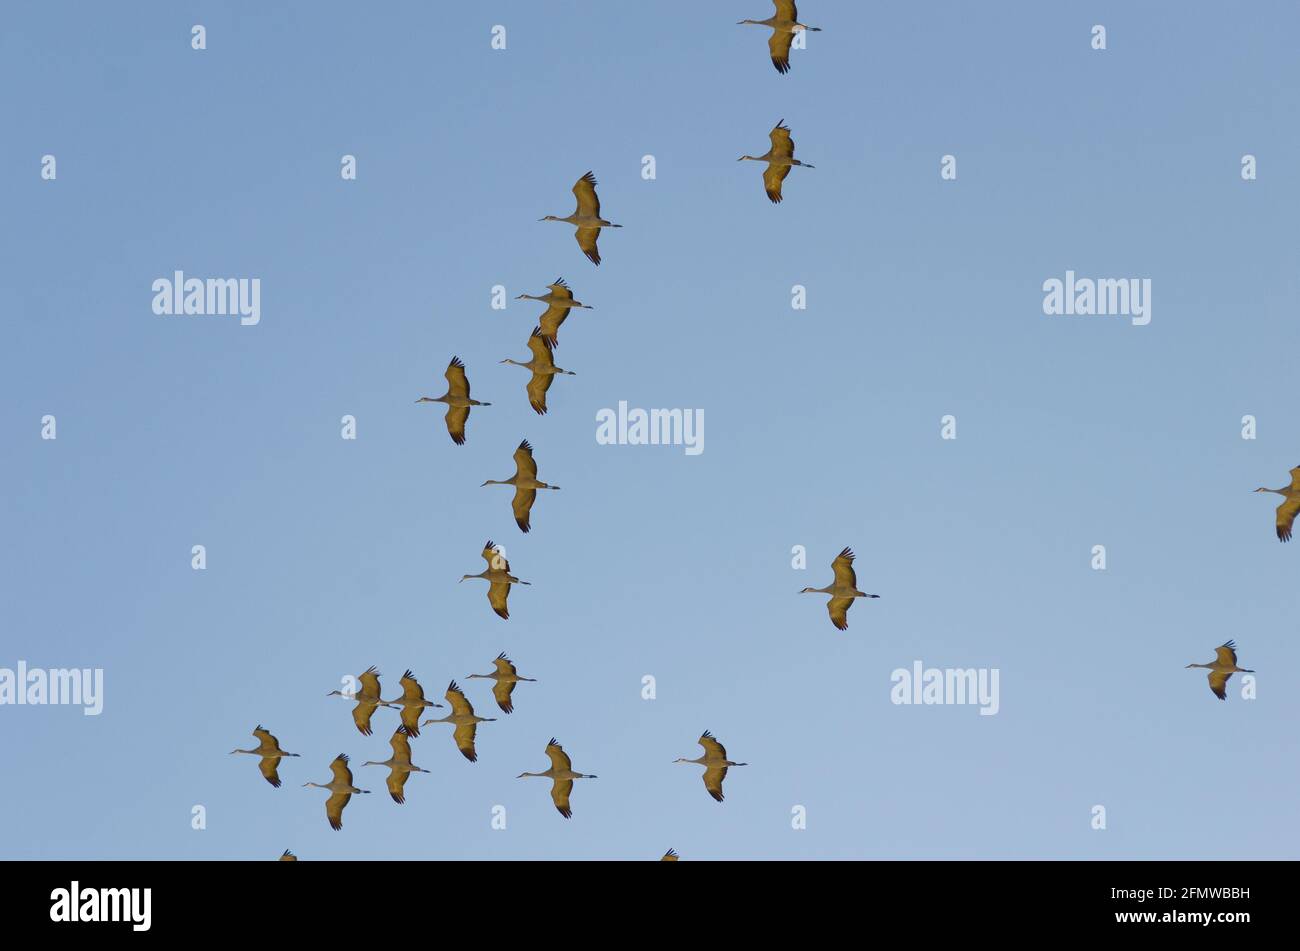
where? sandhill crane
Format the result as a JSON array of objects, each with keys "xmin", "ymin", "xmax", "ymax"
[
  {"xmin": 362, "ymin": 726, "xmax": 430, "ymax": 804},
  {"xmin": 517, "ymin": 738, "xmax": 598, "ymax": 819},
  {"xmin": 380, "ymin": 669, "xmax": 444, "ymax": 737},
  {"xmin": 416, "ymin": 356, "xmax": 491, "ymax": 445},
  {"xmin": 661, "ymin": 849, "xmax": 680, "ymax": 861},
  {"xmin": 327, "ymin": 665, "xmax": 396, "ymax": 736},
  {"xmin": 540, "ymin": 171, "xmax": 622, "ymax": 266},
  {"xmin": 279, "ymin": 849, "xmax": 297, "ymax": 861},
  {"xmin": 739, "ymin": 120, "xmax": 815, "ymax": 203},
  {"xmin": 421, "ymin": 680, "xmax": 496, "ymax": 762},
  {"xmin": 482, "ymin": 439, "xmax": 561, "ymax": 533},
  {"xmin": 501, "ymin": 329, "xmax": 575, "ymax": 416},
  {"xmin": 466, "ymin": 651, "xmax": 537, "ymax": 714},
  {"xmin": 800, "ymin": 546, "xmax": 879, "ymax": 630},
  {"xmin": 516, "ymin": 278, "xmax": 592, "ymax": 347},
  {"xmin": 229, "ymin": 725, "xmax": 301, "ymax": 788},
  {"xmin": 1255, "ymin": 466, "xmax": 1300, "ymax": 541},
  {"xmin": 303, "ymin": 754, "xmax": 371, "ymax": 830},
  {"xmin": 738, "ymin": 0, "xmax": 821, "ymax": 74},
  {"xmin": 674, "ymin": 731, "xmax": 747, "ymax": 803},
  {"xmin": 460, "ymin": 540, "xmax": 530, "ymax": 620},
  {"xmin": 1186, "ymin": 640, "xmax": 1255, "ymax": 701}
]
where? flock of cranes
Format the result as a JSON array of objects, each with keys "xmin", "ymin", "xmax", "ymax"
[{"xmin": 231, "ymin": 2, "xmax": 1264, "ymax": 862}]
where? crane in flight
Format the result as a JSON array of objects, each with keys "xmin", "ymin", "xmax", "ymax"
[
  {"xmin": 738, "ymin": 120, "xmax": 815, "ymax": 204},
  {"xmin": 1185, "ymin": 641, "xmax": 1255, "ymax": 701},
  {"xmin": 540, "ymin": 172, "xmax": 622, "ymax": 266},
  {"xmin": 800, "ymin": 547, "xmax": 879, "ymax": 630},
  {"xmin": 737, "ymin": 1, "xmax": 822, "ymax": 74}
]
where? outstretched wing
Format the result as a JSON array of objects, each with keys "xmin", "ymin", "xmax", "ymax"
[
  {"xmin": 1207, "ymin": 670, "xmax": 1232, "ymax": 701},
  {"xmin": 539, "ymin": 308, "xmax": 568, "ymax": 347},
  {"xmin": 1214, "ymin": 642, "xmax": 1239, "ymax": 668},
  {"xmin": 399, "ymin": 704, "xmax": 422, "ymax": 737},
  {"xmin": 527, "ymin": 372, "xmax": 554, "ymax": 415},
  {"xmin": 768, "ymin": 30, "xmax": 795, "ymax": 74},
  {"xmin": 325, "ymin": 791, "xmax": 350, "ymax": 830},
  {"xmin": 828, "ymin": 596, "xmax": 853, "ymax": 631},
  {"xmin": 329, "ymin": 754, "xmax": 354, "ymax": 785},
  {"xmin": 699, "ymin": 731, "xmax": 727, "ymax": 760},
  {"xmin": 493, "ymin": 678, "xmax": 518, "ymax": 714},
  {"xmin": 703, "ymin": 764, "xmax": 728, "ymax": 802},
  {"xmin": 1276, "ymin": 495, "xmax": 1300, "ymax": 542},
  {"xmin": 493, "ymin": 653, "xmax": 517, "ymax": 676},
  {"xmin": 387, "ymin": 768, "xmax": 409, "ymax": 804},
  {"xmin": 389, "ymin": 727, "xmax": 413, "ymax": 762},
  {"xmin": 661, "ymin": 849, "xmax": 679, "ymax": 861},
  {"xmin": 514, "ymin": 439, "xmax": 539, "ymax": 480},
  {"xmin": 546, "ymin": 739, "xmax": 572, "ymax": 773},
  {"xmin": 526, "ymin": 332, "xmax": 555, "ymax": 370},
  {"xmin": 488, "ymin": 581, "xmax": 511, "ymax": 620},
  {"xmin": 831, "ymin": 547, "xmax": 857, "ymax": 588},
  {"xmin": 352, "ymin": 700, "xmax": 379, "ymax": 736},
  {"xmin": 573, "ymin": 171, "xmax": 601, "ymax": 218},
  {"xmin": 258, "ymin": 756, "xmax": 282, "ymax": 788},
  {"xmin": 445, "ymin": 356, "xmax": 470, "ymax": 399},
  {"xmin": 253, "ymin": 725, "xmax": 282, "ymax": 754},
  {"xmin": 576, "ymin": 227, "xmax": 602, "ymax": 266},
  {"xmin": 453, "ymin": 722, "xmax": 479, "ymax": 762},
  {"xmin": 357, "ymin": 667, "xmax": 382, "ymax": 698},
  {"xmin": 763, "ymin": 163, "xmax": 791, "ymax": 203},
  {"xmin": 551, "ymin": 778, "xmax": 574, "ymax": 818},
  {"xmin": 445, "ymin": 406, "xmax": 470, "ymax": 446},
  {"xmin": 482, "ymin": 541, "xmax": 507, "ymax": 570},
  {"xmin": 513, "ymin": 487, "xmax": 537, "ymax": 533}
]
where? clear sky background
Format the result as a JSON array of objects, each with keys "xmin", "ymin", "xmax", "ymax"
[{"xmin": 2, "ymin": 1, "xmax": 1299, "ymax": 860}]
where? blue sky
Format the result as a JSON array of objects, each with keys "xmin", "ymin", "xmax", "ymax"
[{"xmin": 2, "ymin": 1, "xmax": 1299, "ymax": 860}]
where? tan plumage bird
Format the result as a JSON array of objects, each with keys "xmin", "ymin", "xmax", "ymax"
[
  {"xmin": 517, "ymin": 738, "xmax": 598, "ymax": 819},
  {"xmin": 739, "ymin": 121, "xmax": 815, "ymax": 203},
  {"xmin": 1254, "ymin": 466, "xmax": 1300, "ymax": 541},
  {"xmin": 416, "ymin": 356, "xmax": 491, "ymax": 445},
  {"xmin": 380, "ymin": 669, "xmax": 444, "ymax": 738},
  {"xmin": 800, "ymin": 546, "xmax": 879, "ymax": 630},
  {"xmin": 466, "ymin": 651, "xmax": 537, "ymax": 714},
  {"xmin": 421, "ymin": 680, "xmax": 497, "ymax": 762},
  {"xmin": 674, "ymin": 731, "xmax": 747, "ymax": 803},
  {"xmin": 303, "ymin": 754, "xmax": 370, "ymax": 831},
  {"xmin": 1186, "ymin": 640, "xmax": 1255, "ymax": 701},
  {"xmin": 738, "ymin": 0, "xmax": 822, "ymax": 74},
  {"xmin": 362, "ymin": 726, "xmax": 430, "ymax": 804},
  {"xmin": 279, "ymin": 850, "xmax": 297, "ymax": 861},
  {"xmin": 460, "ymin": 540, "xmax": 531, "ymax": 620},
  {"xmin": 501, "ymin": 330, "xmax": 576, "ymax": 416},
  {"xmin": 515, "ymin": 278, "xmax": 592, "ymax": 347},
  {"xmin": 482, "ymin": 440, "xmax": 561, "ymax": 533},
  {"xmin": 229, "ymin": 725, "xmax": 300, "ymax": 788},
  {"xmin": 327, "ymin": 666, "xmax": 396, "ymax": 736},
  {"xmin": 661, "ymin": 849, "xmax": 680, "ymax": 861},
  {"xmin": 540, "ymin": 171, "xmax": 622, "ymax": 266}
]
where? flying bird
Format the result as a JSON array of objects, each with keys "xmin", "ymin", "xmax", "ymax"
[
  {"xmin": 661, "ymin": 849, "xmax": 680, "ymax": 861},
  {"xmin": 416, "ymin": 357, "xmax": 491, "ymax": 445},
  {"xmin": 466, "ymin": 651, "xmax": 537, "ymax": 714},
  {"xmin": 800, "ymin": 546, "xmax": 879, "ymax": 630},
  {"xmin": 1254, "ymin": 466, "xmax": 1300, "ymax": 541},
  {"xmin": 380, "ymin": 669, "xmax": 444, "ymax": 737},
  {"xmin": 516, "ymin": 278, "xmax": 592, "ymax": 347},
  {"xmin": 460, "ymin": 540, "xmax": 530, "ymax": 620},
  {"xmin": 674, "ymin": 731, "xmax": 748, "ymax": 803},
  {"xmin": 362, "ymin": 726, "xmax": 430, "ymax": 804},
  {"xmin": 279, "ymin": 850, "xmax": 297, "ymax": 861},
  {"xmin": 482, "ymin": 439, "xmax": 561, "ymax": 532},
  {"xmin": 303, "ymin": 754, "xmax": 370, "ymax": 831},
  {"xmin": 501, "ymin": 329, "xmax": 576, "ymax": 416},
  {"xmin": 738, "ymin": 120, "xmax": 815, "ymax": 203},
  {"xmin": 1186, "ymin": 640, "xmax": 1255, "ymax": 701},
  {"xmin": 540, "ymin": 171, "xmax": 622, "ymax": 266},
  {"xmin": 517, "ymin": 738, "xmax": 598, "ymax": 819},
  {"xmin": 421, "ymin": 680, "xmax": 497, "ymax": 762},
  {"xmin": 229, "ymin": 725, "xmax": 300, "ymax": 788},
  {"xmin": 327, "ymin": 666, "xmax": 396, "ymax": 736},
  {"xmin": 738, "ymin": 0, "xmax": 822, "ymax": 74}
]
